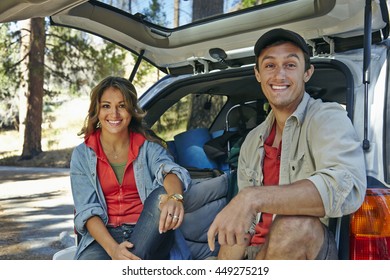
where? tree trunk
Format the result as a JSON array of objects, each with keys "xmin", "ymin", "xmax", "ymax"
[
  {"xmin": 174, "ymin": 0, "xmax": 180, "ymax": 27},
  {"xmin": 21, "ymin": 18, "xmax": 46, "ymax": 159},
  {"xmin": 187, "ymin": 0, "xmax": 224, "ymax": 129}
]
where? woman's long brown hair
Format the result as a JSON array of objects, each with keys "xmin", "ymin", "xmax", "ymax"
[{"xmin": 79, "ymin": 76, "xmax": 164, "ymax": 146}]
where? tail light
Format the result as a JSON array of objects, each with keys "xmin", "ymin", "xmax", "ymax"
[{"xmin": 349, "ymin": 188, "xmax": 390, "ymax": 259}]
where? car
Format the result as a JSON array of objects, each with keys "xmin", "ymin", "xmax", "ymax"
[{"xmin": 1, "ymin": 0, "xmax": 390, "ymax": 260}]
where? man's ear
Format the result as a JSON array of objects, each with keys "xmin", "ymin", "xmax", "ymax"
[
  {"xmin": 254, "ymin": 66, "xmax": 261, "ymax": 83},
  {"xmin": 304, "ymin": 64, "xmax": 315, "ymax": 83}
]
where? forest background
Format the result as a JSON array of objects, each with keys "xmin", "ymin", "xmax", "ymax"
[{"xmin": 0, "ymin": 0, "xmax": 266, "ymax": 168}]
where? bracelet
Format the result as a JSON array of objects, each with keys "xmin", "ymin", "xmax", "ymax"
[{"xmin": 168, "ymin": 193, "xmax": 184, "ymax": 203}]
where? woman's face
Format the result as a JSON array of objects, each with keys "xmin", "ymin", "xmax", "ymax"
[{"xmin": 98, "ymin": 87, "xmax": 132, "ymax": 136}]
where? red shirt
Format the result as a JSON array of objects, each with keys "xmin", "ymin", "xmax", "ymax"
[
  {"xmin": 250, "ymin": 123, "xmax": 281, "ymax": 245},
  {"xmin": 85, "ymin": 130, "xmax": 145, "ymax": 226}
]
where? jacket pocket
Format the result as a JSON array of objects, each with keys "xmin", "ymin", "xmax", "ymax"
[
  {"xmin": 244, "ymin": 168, "xmax": 260, "ymax": 186},
  {"xmin": 289, "ymin": 152, "xmax": 310, "ymax": 181}
]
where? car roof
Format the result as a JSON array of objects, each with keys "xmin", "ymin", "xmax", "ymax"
[{"xmin": 1, "ymin": 0, "xmax": 389, "ymax": 75}]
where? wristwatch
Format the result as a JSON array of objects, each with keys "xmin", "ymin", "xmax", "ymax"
[{"xmin": 168, "ymin": 193, "xmax": 184, "ymax": 203}]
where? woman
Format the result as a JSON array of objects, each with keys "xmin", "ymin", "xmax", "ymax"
[{"xmin": 70, "ymin": 76, "xmax": 191, "ymax": 260}]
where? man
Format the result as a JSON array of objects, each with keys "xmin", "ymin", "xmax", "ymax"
[{"xmin": 207, "ymin": 28, "xmax": 367, "ymax": 259}]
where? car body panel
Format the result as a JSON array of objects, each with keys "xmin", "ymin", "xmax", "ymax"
[
  {"xmin": 1, "ymin": 0, "xmax": 388, "ymax": 74},
  {"xmin": 50, "ymin": 0, "xmax": 389, "ymax": 74}
]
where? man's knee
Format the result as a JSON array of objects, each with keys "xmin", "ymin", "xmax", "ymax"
[
  {"xmin": 263, "ymin": 215, "xmax": 325, "ymax": 259},
  {"xmin": 270, "ymin": 215, "xmax": 323, "ymax": 240},
  {"xmin": 218, "ymin": 244, "xmax": 247, "ymax": 260}
]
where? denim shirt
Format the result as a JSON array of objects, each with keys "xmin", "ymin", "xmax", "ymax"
[
  {"xmin": 238, "ymin": 93, "xmax": 367, "ymax": 224},
  {"xmin": 70, "ymin": 139, "xmax": 191, "ymax": 259}
]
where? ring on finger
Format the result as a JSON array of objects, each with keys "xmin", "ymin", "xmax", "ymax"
[{"xmin": 173, "ymin": 215, "xmax": 179, "ymax": 220}]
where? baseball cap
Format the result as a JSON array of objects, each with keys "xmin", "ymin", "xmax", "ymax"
[{"xmin": 254, "ymin": 28, "xmax": 310, "ymax": 57}]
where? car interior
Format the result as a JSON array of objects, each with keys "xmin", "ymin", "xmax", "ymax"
[{"xmin": 144, "ymin": 59, "xmax": 353, "ymax": 167}]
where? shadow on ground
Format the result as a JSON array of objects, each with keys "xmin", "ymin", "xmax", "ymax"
[{"xmin": 0, "ymin": 169, "xmax": 74, "ymax": 260}]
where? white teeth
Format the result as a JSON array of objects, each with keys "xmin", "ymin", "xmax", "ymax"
[
  {"xmin": 272, "ymin": 85, "xmax": 288, "ymax": 90},
  {"xmin": 108, "ymin": 120, "xmax": 120, "ymax": 124}
]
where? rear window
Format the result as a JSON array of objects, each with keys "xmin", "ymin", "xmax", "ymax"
[
  {"xmin": 97, "ymin": 0, "xmax": 283, "ymax": 29},
  {"xmin": 152, "ymin": 93, "xmax": 227, "ymax": 141}
]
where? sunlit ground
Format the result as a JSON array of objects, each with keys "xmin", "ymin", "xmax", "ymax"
[
  {"xmin": 0, "ymin": 98, "xmax": 84, "ymax": 259},
  {"xmin": 0, "ymin": 97, "xmax": 89, "ymax": 165},
  {"xmin": 0, "ymin": 171, "xmax": 74, "ymax": 260}
]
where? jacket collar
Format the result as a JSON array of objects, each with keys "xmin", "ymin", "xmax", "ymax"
[
  {"xmin": 85, "ymin": 129, "xmax": 146, "ymax": 162},
  {"xmin": 257, "ymin": 92, "xmax": 310, "ymax": 144}
]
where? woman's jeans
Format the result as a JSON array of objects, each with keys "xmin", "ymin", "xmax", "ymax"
[{"xmin": 77, "ymin": 187, "xmax": 174, "ymax": 260}]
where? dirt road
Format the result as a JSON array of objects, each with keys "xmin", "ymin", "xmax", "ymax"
[{"xmin": 0, "ymin": 166, "xmax": 75, "ymax": 260}]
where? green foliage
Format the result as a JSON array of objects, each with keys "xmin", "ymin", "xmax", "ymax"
[
  {"xmin": 131, "ymin": 55, "xmax": 155, "ymax": 88},
  {"xmin": 241, "ymin": 0, "xmax": 276, "ymax": 9},
  {"xmin": 0, "ymin": 24, "xmax": 103, "ymax": 98},
  {"xmin": 0, "ymin": 23, "xmax": 22, "ymax": 129},
  {"xmin": 0, "ymin": 23, "xmax": 21, "ymax": 98},
  {"xmin": 93, "ymin": 41, "xmax": 127, "ymax": 82},
  {"xmin": 131, "ymin": 0, "xmax": 167, "ymax": 89},
  {"xmin": 152, "ymin": 95, "xmax": 191, "ymax": 140},
  {"xmin": 0, "ymin": 20, "xmax": 129, "ymax": 129},
  {"xmin": 45, "ymin": 25, "xmax": 127, "ymax": 97},
  {"xmin": 152, "ymin": 94, "xmax": 227, "ymax": 141},
  {"xmin": 0, "ymin": 21, "xmax": 128, "ymax": 100},
  {"xmin": 241, "ymin": 0, "xmax": 257, "ymax": 9},
  {"xmin": 142, "ymin": 0, "xmax": 167, "ymax": 26}
]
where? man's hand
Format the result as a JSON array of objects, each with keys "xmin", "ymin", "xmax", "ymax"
[{"xmin": 207, "ymin": 188, "xmax": 256, "ymax": 251}]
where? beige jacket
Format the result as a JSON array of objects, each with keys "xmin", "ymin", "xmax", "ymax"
[{"xmin": 237, "ymin": 93, "xmax": 367, "ymax": 223}]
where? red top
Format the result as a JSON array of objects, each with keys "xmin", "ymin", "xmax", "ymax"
[
  {"xmin": 85, "ymin": 130, "xmax": 145, "ymax": 226},
  {"xmin": 250, "ymin": 123, "xmax": 281, "ymax": 245}
]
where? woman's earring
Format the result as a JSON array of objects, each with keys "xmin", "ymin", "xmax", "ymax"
[{"xmin": 96, "ymin": 121, "xmax": 101, "ymax": 128}]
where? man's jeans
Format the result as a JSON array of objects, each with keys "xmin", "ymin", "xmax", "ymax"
[{"xmin": 77, "ymin": 187, "xmax": 174, "ymax": 260}]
